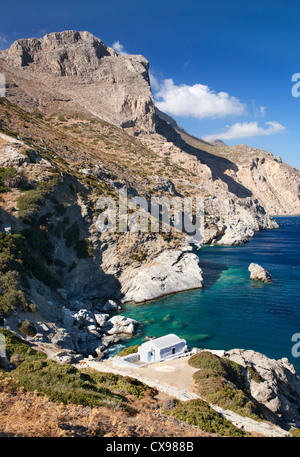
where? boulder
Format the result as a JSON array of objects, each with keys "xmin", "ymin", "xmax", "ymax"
[
  {"xmin": 248, "ymin": 263, "xmax": 272, "ymax": 283},
  {"xmin": 51, "ymin": 330, "xmax": 74, "ymax": 351},
  {"xmin": 103, "ymin": 300, "xmax": 121, "ymax": 311},
  {"xmin": 102, "ymin": 334, "xmax": 122, "ymax": 347},
  {"xmin": 94, "ymin": 313, "xmax": 109, "ymax": 327},
  {"xmin": 61, "ymin": 307, "xmax": 75, "ymax": 327},
  {"xmin": 73, "ymin": 309, "xmax": 96, "ymax": 327},
  {"xmin": 104, "ymin": 315, "xmax": 137, "ymax": 335}
]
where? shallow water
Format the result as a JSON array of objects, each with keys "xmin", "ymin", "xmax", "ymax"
[{"xmin": 116, "ymin": 217, "xmax": 300, "ymax": 369}]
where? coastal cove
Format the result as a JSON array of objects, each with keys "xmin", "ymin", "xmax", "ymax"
[{"xmin": 115, "ymin": 217, "xmax": 300, "ymax": 370}]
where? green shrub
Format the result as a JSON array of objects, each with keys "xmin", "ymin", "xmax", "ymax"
[
  {"xmin": 86, "ymin": 370, "xmax": 156, "ymax": 399},
  {"xmin": 0, "ymin": 329, "xmax": 137, "ymax": 414},
  {"xmin": 0, "ymin": 271, "xmax": 28, "ymax": 315},
  {"xmin": 17, "ymin": 177, "xmax": 58, "ymax": 223},
  {"xmin": 14, "ymin": 234, "xmax": 62, "ymax": 290},
  {"xmin": 189, "ymin": 352, "xmax": 264, "ymax": 421},
  {"xmin": 25, "ymin": 148, "xmax": 40, "ymax": 163},
  {"xmin": 18, "ymin": 319, "xmax": 37, "ymax": 337},
  {"xmin": 63, "ymin": 222, "xmax": 80, "ymax": 248},
  {"xmin": 75, "ymin": 239, "xmax": 93, "ymax": 259},
  {"xmin": 129, "ymin": 250, "xmax": 146, "ymax": 262},
  {"xmin": 0, "ymin": 231, "xmax": 60, "ymax": 295},
  {"xmin": 189, "ymin": 352, "xmax": 225, "ymax": 372},
  {"xmin": 0, "ymin": 167, "xmax": 28, "ymax": 190},
  {"xmin": 28, "ymin": 303, "xmax": 38, "ymax": 313},
  {"xmin": 166, "ymin": 399, "xmax": 247, "ymax": 437},
  {"xmin": 22, "ymin": 227, "xmax": 55, "ymax": 265},
  {"xmin": 117, "ymin": 345, "xmax": 139, "ymax": 357},
  {"xmin": 290, "ymin": 428, "xmax": 300, "ymax": 437},
  {"xmin": 247, "ymin": 366, "xmax": 263, "ymax": 383}
]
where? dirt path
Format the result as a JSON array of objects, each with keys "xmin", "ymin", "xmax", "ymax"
[{"xmin": 78, "ymin": 355, "xmax": 290, "ymax": 437}]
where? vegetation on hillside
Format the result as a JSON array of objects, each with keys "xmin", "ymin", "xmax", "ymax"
[
  {"xmin": 188, "ymin": 352, "xmax": 264, "ymax": 421},
  {"xmin": 166, "ymin": 398, "xmax": 248, "ymax": 437},
  {"xmin": 0, "ymin": 328, "xmax": 154, "ymax": 414}
]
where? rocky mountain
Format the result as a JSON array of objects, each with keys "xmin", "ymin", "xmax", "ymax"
[
  {"xmin": 0, "ymin": 29, "xmax": 300, "ymax": 436},
  {"xmin": 0, "ymin": 30, "xmax": 155, "ymax": 133},
  {"xmin": 172, "ymin": 124, "xmax": 300, "ymax": 216}
]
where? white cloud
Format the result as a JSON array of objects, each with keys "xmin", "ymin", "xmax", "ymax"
[
  {"xmin": 155, "ymin": 78, "xmax": 246, "ymax": 119},
  {"xmin": 260, "ymin": 106, "xmax": 267, "ymax": 116},
  {"xmin": 112, "ymin": 40, "xmax": 128, "ymax": 55},
  {"xmin": 203, "ymin": 121, "xmax": 285, "ymax": 141},
  {"xmin": 149, "ymin": 71, "xmax": 160, "ymax": 91},
  {"xmin": 0, "ymin": 32, "xmax": 10, "ymax": 50}
]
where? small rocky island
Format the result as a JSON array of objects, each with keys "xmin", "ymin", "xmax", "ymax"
[{"xmin": 248, "ymin": 263, "xmax": 272, "ymax": 283}]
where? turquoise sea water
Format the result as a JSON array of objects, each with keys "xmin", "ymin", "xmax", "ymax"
[{"xmin": 114, "ymin": 217, "xmax": 300, "ymax": 369}]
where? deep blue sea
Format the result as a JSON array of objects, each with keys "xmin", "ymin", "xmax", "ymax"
[{"xmin": 114, "ymin": 217, "xmax": 300, "ymax": 370}]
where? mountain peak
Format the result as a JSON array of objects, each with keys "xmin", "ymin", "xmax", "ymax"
[
  {"xmin": 0, "ymin": 30, "xmax": 155, "ymax": 132},
  {"xmin": 2, "ymin": 30, "xmax": 117, "ymax": 73}
]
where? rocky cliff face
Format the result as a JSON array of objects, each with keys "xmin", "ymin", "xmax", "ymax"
[
  {"xmin": 173, "ymin": 125, "xmax": 300, "ymax": 216},
  {"xmin": 225, "ymin": 349, "xmax": 300, "ymax": 428},
  {"xmin": 0, "ymin": 31, "xmax": 156, "ymax": 133}
]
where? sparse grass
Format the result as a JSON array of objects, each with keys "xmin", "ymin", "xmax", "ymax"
[{"xmin": 129, "ymin": 250, "xmax": 146, "ymax": 262}]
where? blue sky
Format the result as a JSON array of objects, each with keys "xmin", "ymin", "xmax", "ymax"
[{"xmin": 1, "ymin": 0, "xmax": 300, "ymax": 167}]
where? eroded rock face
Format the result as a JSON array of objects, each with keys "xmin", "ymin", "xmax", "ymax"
[
  {"xmin": 203, "ymin": 196, "xmax": 278, "ymax": 245},
  {"xmin": 0, "ymin": 31, "xmax": 156, "ymax": 133},
  {"xmin": 225, "ymin": 349, "xmax": 300, "ymax": 427},
  {"xmin": 119, "ymin": 249, "xmax": 203, "ymax": 303}
]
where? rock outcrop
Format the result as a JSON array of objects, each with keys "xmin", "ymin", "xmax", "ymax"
[
  {"xmin": 224, "ymin": 349, "xmax": 300, "ymax": 427},
  {"xmin": 119, "ymin": 249, "xmax": 203, "ymax": 303},
  {"xmin": 248, "ymin": 263, "xmax": 272, "ymax": 283}
]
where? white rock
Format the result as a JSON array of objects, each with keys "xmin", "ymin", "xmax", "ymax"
[
  {"xmin": 119, "ymin": 250, "xmax": 203, "ymax": 303},
  {"xmin": 94, "ymin": 313, "xmax": 109, "ymax": 327},
  {"xmin": 248, "ymin": 263, "xmax": 272, "ymax": 283},
  {"xmin": 225, "ymin": 348, "xmax": 300, "ymax": 426},
  {"xmin": 73, "ymin": 309, "xmax": 95, "ymax": 327},
  {"xmin": 61, "ymin": 307, "xmax": 75, "ymax": 327},
  {"xmin": 104, "ymin": 315, "xmax": 137, "ymax": 335}
]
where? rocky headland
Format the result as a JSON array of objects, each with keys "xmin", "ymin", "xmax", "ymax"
[{"xmin": 0, "ymin": 30, "xmax": 299, "ymax": 436}]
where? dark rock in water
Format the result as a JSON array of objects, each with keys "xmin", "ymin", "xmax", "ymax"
[{"xmin": 143, "ymin": 335, "xmax": 155, "ymax": 342}]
